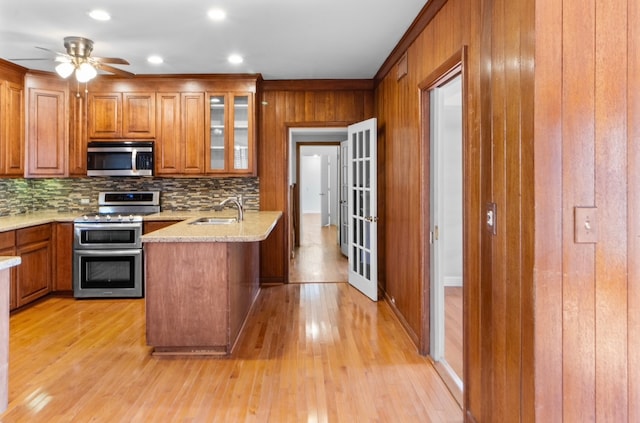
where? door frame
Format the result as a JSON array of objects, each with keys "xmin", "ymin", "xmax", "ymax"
[{"xmin": 419, "ymin": 47, "xmax": 468, "ymax": 404}]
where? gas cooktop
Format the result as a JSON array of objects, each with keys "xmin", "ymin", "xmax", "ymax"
[{"xmin": 75, "ymin": 191, "xmax": 160, "ymax": 223}]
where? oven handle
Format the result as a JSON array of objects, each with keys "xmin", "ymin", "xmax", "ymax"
[
  {"xmin": 74, "ymin": 249, "xmax": 142, "ymax": 256},
  {"xmin": 74, "ymin": 222, "xmax": 143, "ymax": 230}
]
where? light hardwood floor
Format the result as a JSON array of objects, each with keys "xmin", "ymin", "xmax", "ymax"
[
  {"xmin": 2, "ymin": 284, "xmax": 462, "ymax": 422},
  {"xmin": 289, "ymin": 213, "xmax": 348, "ymax": 283},
  {"xmin": 290, "ymin": 214, "xmax": 463, "ymax": 385},
  {"xmin": 445, "ymin": 286, "xmax": 463, "ymax": 380}
]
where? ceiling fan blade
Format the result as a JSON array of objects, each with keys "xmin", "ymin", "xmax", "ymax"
[
  {"xmin": 92, "ymin": 56, "xmax": 129, "ymax": 65},
  {"xmin": 8, "ymin": 57, "xmax": 52, "ymax": 61},
  {"xmin": 35, "ymin": 46, "xmax": 64, "ymax": 55},
  {"xmin": 96, "ymin": 63, "xmax": 135, "ymax": 77}
]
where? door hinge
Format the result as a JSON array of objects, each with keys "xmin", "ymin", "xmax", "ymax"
[{"xmin": 430, "ymin": 226, "xmax": 439, "ymax": 244}]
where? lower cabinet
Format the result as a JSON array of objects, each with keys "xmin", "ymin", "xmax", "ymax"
[
  {"xmin": 15, "ymin": 224, "xmax": 51, "ymax": 308},
  {"xmin": 143, "ymin": 220, "xmax": 176, "ymax": 234},
  {"xmin": 53, "ymin": 223, "xmax": 73, "ymax": 292},
  {"xmin": 0, "ymin": 231, "xmax": 16, "ymax": 310}
]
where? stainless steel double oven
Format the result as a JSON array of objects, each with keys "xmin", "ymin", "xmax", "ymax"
[{"xmin": 73, "ymin": 191, "xmax": 159, "ymax": 298}]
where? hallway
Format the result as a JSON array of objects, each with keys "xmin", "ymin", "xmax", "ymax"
[{"xmin": 289, "ymin": 213, "xmax": 348, "ymax": 283}]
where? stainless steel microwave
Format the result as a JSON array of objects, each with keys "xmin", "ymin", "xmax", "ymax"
[{"xmin": 87, "ymin": 141, "xmax": 154, "ymax": 177}]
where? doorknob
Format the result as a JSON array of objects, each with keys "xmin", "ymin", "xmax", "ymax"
[{"xmin": 364, "ymin": 216, "xmax": 379, "ymax": 222}]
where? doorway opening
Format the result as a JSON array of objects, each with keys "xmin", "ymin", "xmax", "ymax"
[
  {"xmin": 420, "ymin": 49, "xmax": 467, "ymax": 405},
  {"xmin": 288, "ymin": 128, "xmax": 349, "ymax": 283}
]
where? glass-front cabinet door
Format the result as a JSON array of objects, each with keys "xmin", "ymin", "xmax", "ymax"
[
  {"xmin": 206, "ymin": 92, "xmax": 254, "ymax": 175},
  {"xmin": 232, "ymin": 95, "xmax": 250, "ymax": 171},
  {"xmin": 208, "ymin": 94, "xmax": 226, "ymax": 171}
]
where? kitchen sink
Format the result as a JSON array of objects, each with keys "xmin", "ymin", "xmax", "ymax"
[{"xmin": 189, "ymin": 217, "xmax": 238, "ymax": 225}]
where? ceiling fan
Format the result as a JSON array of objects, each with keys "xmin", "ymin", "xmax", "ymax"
[{"xmin": 15, "ymin": 36, "xmax": 134, "ymax": 81}]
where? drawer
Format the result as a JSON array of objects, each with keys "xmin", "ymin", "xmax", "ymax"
[
  {"xmin": 0, "ymin": 231, "xmax": 15, "ymax": 250},
  {"xmin": 16, "ymin": 224, "xmax": 51, "ymax": 246}
]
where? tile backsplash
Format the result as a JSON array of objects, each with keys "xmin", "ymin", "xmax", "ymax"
[{"xmin": 0, "ymin": 177, "xmax": 259, "ymax": 216}]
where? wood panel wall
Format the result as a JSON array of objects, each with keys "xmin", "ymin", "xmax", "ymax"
[
  {"xmin": 375, "ymin": 0, "xmax": 478, "ymax": 391},
  {"xmin": 534, "ymin": 0, "xmax": 638, "ymax": 421},
  {"xmin": 258, "ymin": 81, "xmax": 374, "ymax": 283},
  {"xmin": 376, "ymin": 0, "xmax": 638, "ymax": 421},
  {"xmin": 478, "ymin": 0, "xmax": 535, "ymax": 421}
]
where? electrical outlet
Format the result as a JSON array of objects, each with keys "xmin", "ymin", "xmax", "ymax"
[{"xmin": 80, "ymin": 198, "xmax": 90, "ymax": 205}]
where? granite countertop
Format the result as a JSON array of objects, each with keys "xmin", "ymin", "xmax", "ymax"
[
  {"xmin": 0, "ymin": 210, "xmax": 229, "ymax": 232},
  {"xmin": 0, "ymin": 211, "xmax": 282, "ymax": 243},
  {"xmin": 0, "ymin": 256, "xmax": 21, "ymax": 271},
  {"xmin": 0, "ymin": 211, "xmax": 77, "ymax": 232},
  {"xmin": 141, "ymin": 211, "xmax": 282, "ymax": 243},
  {"xmin": 142, "ymin": 211, "xmax": 207, "ymax": 221}
]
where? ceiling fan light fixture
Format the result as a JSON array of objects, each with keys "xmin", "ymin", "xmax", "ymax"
[
  {"xmin": 55, "ymin": 61, "xmax": 75, "ymax": 78},
  {"xmin": 76, "ymin": 62, "xmax": 97, "ymax": 82}
]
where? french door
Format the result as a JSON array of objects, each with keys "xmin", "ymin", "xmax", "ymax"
[{"xmin": 347, "ymin": 118, "xmax": 378, "ymax": 301}]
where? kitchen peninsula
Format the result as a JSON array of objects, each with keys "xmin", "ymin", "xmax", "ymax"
[
  {"xmin": 0, "ymin": 256, "xmax": 20, "ymax": 412},
  {"xmin": 141, "ymin": 211, "xmax": 281, "ymax": 356}
]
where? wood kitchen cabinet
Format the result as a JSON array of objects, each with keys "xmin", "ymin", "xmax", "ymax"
[
  {"xmin": 87, "ymin": 91, "xmax": 155, "ymax": 139},
  {"xmin": 85, "ymin": 76, "xmax": 258, "ymax": 177},
  {"xmin": 24, "ymin": 73, "xmax": 69, "ymax": 178},
  {"xmin": 0, "ymin": 61, "xmax": 25, "ymax": 177},
  {"xmin": 68, "ymin": 92, "xmax": 87, "ymax": 175},
  {"xmin": 206, "ymin": 92, "xmax": 255, "ymax": 175},
  {"xmin": 53, "ymin": 223, "xmax": 73, "ymax": 292},
  {"xmin": 0, "ymin": 81, "xmax": 24, "ymax": 176},
  {"xmin": 155, "ymin": 92, "xmax": 205, "ymax": 175},
  {"xmin": 143, "ymin": 220, "xmax": 176, "ymax": 234},
  {"xmin": 16, "ymin": 224, "xmax": 51, "ymax": 307},
  {"xmin": 0, "ymin": 231, "xmax": 16, "ymax": 310}
]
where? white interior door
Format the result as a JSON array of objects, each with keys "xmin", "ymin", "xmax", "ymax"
[
  {"xmin": 340, "ymin": 140, "xmax": 349, "ymax": 256},
  {"xmin": 347, "ymin": 118, "xmax": 378, "ymax": 301}
]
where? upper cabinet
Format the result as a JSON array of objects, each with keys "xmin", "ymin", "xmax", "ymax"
[
  {"xmin": 206, "ymin": 92, "xmax": 255, "ymax": 175},
  {"xmin": 155, "ymin": 92, "xmax": 205, "ymax": 175},
  {"xmin": 24, "ymin": 73, "xmax": 68, "ymax": 178},
  {"xmin": 0, "ymin": 80, "xmax": 24, "ymax": 176},
  {"xmin": 87, "ymin": 91, "xmax": 155, "ymax": 139},
  {"xmin": 0, "ymin": 61, "xmax": 26, "ymax": 177},
  {"xmin": 85, "ymin": 76, "xmax": 258, "ymax": 177}
]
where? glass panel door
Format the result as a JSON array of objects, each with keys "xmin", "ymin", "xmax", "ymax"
[
  {"xmin": 209, "ymin": 94, "xmax": 226, "ymax": 170},
  {"xmin": 347, "ymin": 117, "xmax": 378, "ymax": 301},
  {"xmin": 233, "ymin": 95, "xmax": 249, "ymax": 170}
]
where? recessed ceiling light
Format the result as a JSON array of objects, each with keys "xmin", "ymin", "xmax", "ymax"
[
  {"xmin": 208, "ymin": 9, "xmax": 226, "ymax": 21},
  {"xmin": 228, "ymin": 54, "xmax": 243, "ymax": 64},
  {"xmin": 147, "ymin": 55, "xmax": 163, "ymax": 64},
  {"xmin": 89, "ymin": 10, "xmax": 111, "ymax": 21}
]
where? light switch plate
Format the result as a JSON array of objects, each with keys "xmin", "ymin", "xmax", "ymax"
[
  {"xmin": 574, "ymin": 206, "xmax": 598, "ymax": 244},
  {"xmin": 486, "ymin": 202, "xmax": 497, "ymax": 236}
]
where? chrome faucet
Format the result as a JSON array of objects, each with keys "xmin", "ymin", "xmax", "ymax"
[{"xmin": 218, "ymin": 195, "xmax": 244, "ymax": 221}]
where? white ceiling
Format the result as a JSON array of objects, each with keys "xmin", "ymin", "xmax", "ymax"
[{"xmin": 0, "ymin": 0, "xmax": 428, "ymax": 80}]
